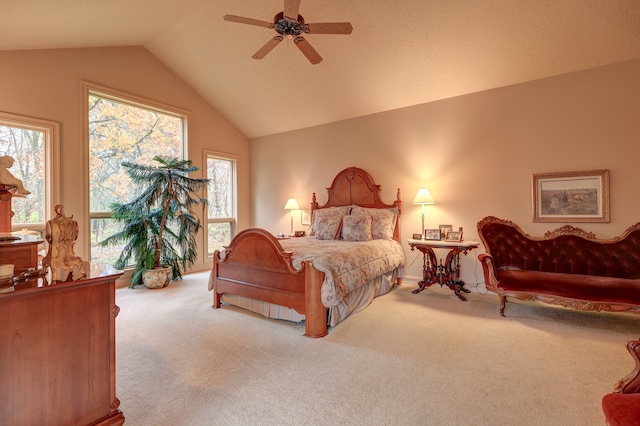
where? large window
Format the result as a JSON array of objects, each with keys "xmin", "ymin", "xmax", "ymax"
[
  {"xmin": 0, "ymin": 112, "xmax": 59, "ymax": 232},
  {"xmin": 206, "ymin": 153, "xmax": 236, "ymax": 255},
  {"xmin": 86, "ymin": 84, "xmax": 187, "ymax": 263}
]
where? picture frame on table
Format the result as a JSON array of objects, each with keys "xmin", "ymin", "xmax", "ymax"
[
  {"xmin": 445, "ymin": 231, "xmax": 463, "ymax": 242},
  {"xmin": 412, "ymin": 233, "xmax": 423, "ymax": 240},
  {"xmin": 424, "ymin": 229, "xmax": 441, "ymax": 241},
  {"xmin": 532, "ymin": 169, "xmax": 610, "ymax": 223},
  {"xmin": 439, "ymin": 225, "xmax": 453, "ymax": 240}
]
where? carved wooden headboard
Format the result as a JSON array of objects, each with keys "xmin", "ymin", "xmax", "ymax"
[{"xmin": 310, "ymin": 167, "xmax": 402, "ymax": 242}]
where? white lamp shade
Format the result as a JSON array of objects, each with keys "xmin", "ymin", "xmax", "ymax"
[
  {"xmin": 284, "ymin": 198, "xmax": 300, "ymax": 210},
  {"xmin": 413, "ymin": 188, "xmax": 435, "ymax": 205}
]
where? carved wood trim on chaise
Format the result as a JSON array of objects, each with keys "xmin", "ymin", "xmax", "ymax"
[{"xmin": 602, "ymin": 338, "xmax": 640, "ymax": 425}]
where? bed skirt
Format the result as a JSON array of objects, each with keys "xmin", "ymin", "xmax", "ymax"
[{"xmin": 220, "ymin": 267, "xmax": 402, "ymax": 326}]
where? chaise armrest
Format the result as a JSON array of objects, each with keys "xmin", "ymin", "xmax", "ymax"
[
  {"xmin": 602, "ymin": 339, "xmax": 640, "ymax": 426},
  {"xmin": 478, "ymin": 253, "xmax": 500, "ymax": 292},
  {"xmin": 616, "ymin": 339, "xmax": 640, "ymax": 394}
]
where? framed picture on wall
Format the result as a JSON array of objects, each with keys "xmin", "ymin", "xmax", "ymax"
[
  {"xmin": 301, "ymin": 210, "xmax": 311, "ymax": 226},
  {"xmin": 532, "ymin": 169, "xmax": 610, "ymax": 223}
]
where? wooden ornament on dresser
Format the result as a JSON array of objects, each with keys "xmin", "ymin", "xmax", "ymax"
[
  {"xmin": 0, "ymin": 155, "xmax": 31, "ymax": 233},
  {"xmin": 1, "ymin": 179, "xmax": 42, "ymax": 275},
  {"xmin": 42, "ymin": 204, "xmax": 86, "ymax": 281},
  {"xmin": 0, "ymin": 183, "xmax": 17, "ymax": 232}
]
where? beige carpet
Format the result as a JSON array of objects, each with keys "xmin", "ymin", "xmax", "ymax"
[{"xmin": 115, "ymin": 272, "xmax": 639, "ymax": 425}]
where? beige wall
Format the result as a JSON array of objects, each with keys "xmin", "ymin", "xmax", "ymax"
[
  {"xmin": 0, "ymin": 47, "xmax": 250, "ymax": 273},
  {"xmin": 250, "ymin": 58, "xmax": 640, "ymax": 286},
  {"xmin": 3, "ymin": 47, "xmax": 639, "ymax": 286}
]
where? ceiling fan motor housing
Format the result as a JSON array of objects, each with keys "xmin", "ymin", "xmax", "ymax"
[{"xmin": 273, "ymin": 12, "xmax": 309, "ymax": 38}]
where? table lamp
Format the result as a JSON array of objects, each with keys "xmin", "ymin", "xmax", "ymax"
[
  {"xmin": 413, "ymin": 188, "xmax": 434, "ymax": 237},
  {"xmin": 284, "ymin": 198, "xmax": 300, "ymax": 236}
]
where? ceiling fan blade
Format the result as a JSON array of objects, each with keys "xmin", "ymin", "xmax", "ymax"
[
  {"xmin": 294, "ymin": 37, "xmax": 322, "ymax": 64},
  {"xmin": 223, "ymin": 14, "xmax": 274, "ymax": 29},
  {"xmin": 252, "ymin": 36, "xmax": 283, "ymax": 60},
  {"xmin": 306, "ymin": 22, "xmax": 353, "ymax": 34},
  {"xmin": 284, "ymin": 0, "xmax": 301, "ymax": 19}
]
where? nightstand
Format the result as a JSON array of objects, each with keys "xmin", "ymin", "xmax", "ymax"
[{"xmin": 407, "ymin": 239, "xmax": 479, "ymax": 301}]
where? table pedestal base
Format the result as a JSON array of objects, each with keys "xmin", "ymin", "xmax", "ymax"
[
  {"xmin": 412, "ymin": 276, "xmax": 471, "ymax": 301},
  {"xmin": 409, "ymin": 241, "xmax": 478, "ymax": 302}
]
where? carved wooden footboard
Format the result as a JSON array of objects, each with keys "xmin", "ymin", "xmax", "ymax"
[{"xmin": 211, "ymin": 228, "xmax": 328, "ymax": 337}]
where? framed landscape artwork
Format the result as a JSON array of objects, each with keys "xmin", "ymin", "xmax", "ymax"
[{"xmin": 532, "ymin": 169, "xmax": 610, "ymax": 223}]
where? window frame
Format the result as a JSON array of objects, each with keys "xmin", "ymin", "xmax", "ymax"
[
  {"xmin": 0, "ymin": 111, "xmax": 60, "ymax": 232},
  {"xmin": 204, "ymin": 150, "xmax": 238, "ymax": 257},
  {"xmin": 82, "ymin": 81, "xmax": 190, "ymax": 262}
]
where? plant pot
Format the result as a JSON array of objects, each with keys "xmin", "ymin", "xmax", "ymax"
[{"xmin": 142, "ymin": 267, "xmax": 172, "ymax": 289}]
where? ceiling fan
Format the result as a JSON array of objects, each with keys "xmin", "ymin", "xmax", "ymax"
[{"xmin": 223, "ymin": 0, "xmax": 353, "ymax": 65}]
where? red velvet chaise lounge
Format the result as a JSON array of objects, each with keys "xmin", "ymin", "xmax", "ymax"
[{"xmin": 477, "ymin": 216, "xmax": 640, "ymax": 316}]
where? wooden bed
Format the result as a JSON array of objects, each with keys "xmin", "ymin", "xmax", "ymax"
[{"xmin": 209, "ymin": 167, "xmax": 402, "ymax": 337}]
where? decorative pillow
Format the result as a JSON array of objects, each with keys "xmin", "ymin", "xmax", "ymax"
[
  {"xmin": 310, "ymin": 206, "xmax": 350, "ymax": 236},
  {"xmin": 314, "ymin": 214, "xmax": 343, "ymax": 240},
  {"xmin": 342, "ymin": 214, "xmax": 373, "ymax": 241},
  {"xmin": 350, "ymin": 206, "xmax": 397, "ymax": 240}
]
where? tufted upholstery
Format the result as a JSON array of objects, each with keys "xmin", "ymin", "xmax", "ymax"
[
  {"xmin": 479, "ymin": 220, "xmax": 640, "ymax": 279},
  {"xmin": 477, "ymin": 216, "xmax": 640, "ymax": 315}
]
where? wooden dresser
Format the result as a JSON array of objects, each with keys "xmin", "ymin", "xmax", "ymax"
[{"xmin": 0, "ymin": 263, "xmax": 125, "ymax": 425}]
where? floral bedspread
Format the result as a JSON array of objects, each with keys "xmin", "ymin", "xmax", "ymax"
[{"xmin": 279, "ymin": 237, "xmax": 405, "ymax": 308}]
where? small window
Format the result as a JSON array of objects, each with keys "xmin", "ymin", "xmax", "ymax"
[
  {"xmin": 0, "ymin": 112, "xmax": 59, "ymax": 232},
  {"xmin": 206, "ymin": 153, "xmax": 237, "ymax": 255}
]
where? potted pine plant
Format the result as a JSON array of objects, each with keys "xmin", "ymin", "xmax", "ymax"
[{"xmin": 99, "ymin": 156, "xmax": 209, "ymax": 288}]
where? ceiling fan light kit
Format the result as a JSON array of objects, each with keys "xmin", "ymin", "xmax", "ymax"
[{"xmin": 223, "ymin": 0, "xmax": 353, "ymax": 64}]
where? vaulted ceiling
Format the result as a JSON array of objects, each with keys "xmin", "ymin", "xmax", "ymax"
[{"xmin": 2, "ymin": 1, "xmax": 640, "ymax": 138}]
